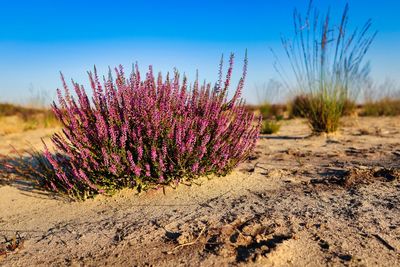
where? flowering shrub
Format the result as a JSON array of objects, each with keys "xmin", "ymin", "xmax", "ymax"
[{"xmin": 41, "ymin": 54, "xmax": 260, "ymax": 199}]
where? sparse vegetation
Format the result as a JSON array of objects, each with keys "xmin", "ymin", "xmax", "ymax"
[
  {"xmin": 0, "ymin": 103, "xmax": 58, "ymax": 135},
  {"xmin": 276, "ymin": 0, "xmax": 376, "ymax": 133},
  {"xmin": 259, "ymin": 103, "xmax": 286, "ymax": 120},
  {"xmin": 361, "ymin": 98, "xmax": 400, "ymax": 116},
  {"xmin": 255, "ymin": 79, "xmax": 285, "ymax": 135},
  {"xmin": 361, "ymin": 80, "xmax": 400, "ymax": 116},
  {"xmin": 261, "ymin": 120, "xmax": 281, "ymax": 134},
  {"xmin": 256, "ymin": 79, "xmax": 287, "ymax": 120},
  {"xmin": 288, "ymin": 94, "xmax": 356, "ymax": 119},
  {"xmin": 287, "ymin": 94, "xmax": 309, "ymax": 118},
  {"xmin": 1, "ymin": 1, "xmax": 400, "ymax": 266}
]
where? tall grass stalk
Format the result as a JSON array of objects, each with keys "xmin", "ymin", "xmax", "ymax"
[{"xmin": 275, "ymin": 0, "xmax": 376, "ymax": 133}]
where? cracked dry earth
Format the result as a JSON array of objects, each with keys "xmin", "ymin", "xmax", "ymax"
[{"xmin": 0, "ymin": 117, "xmax": 399, "ymax": 266}]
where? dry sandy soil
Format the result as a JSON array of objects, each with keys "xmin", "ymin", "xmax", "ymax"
[{"xmin": 0, "ymin": 117, "xmax": 399, "ymax": 266}]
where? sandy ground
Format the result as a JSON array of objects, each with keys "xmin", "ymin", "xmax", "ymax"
[{"xmin": 0, "ymin": 117, "xmax": 399, "ymax": 266}]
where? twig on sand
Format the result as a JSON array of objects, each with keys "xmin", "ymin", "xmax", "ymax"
[
  {"xmin": 167, "ymin": 226, "xmax": 206, "ymax": 254},
  {"xmin": 0, "ymin": 232, "xmax": 25, "ymax": 257},
  {"xmin": 373, "ymin": 234, "xmax": 396, "ymax": 251}
]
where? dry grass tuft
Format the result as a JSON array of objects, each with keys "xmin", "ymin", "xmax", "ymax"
[
  {"xmin": 0, "ymin": 103, "xmax": 58, "ymax": 135},
  {"xmin": 361, "ymin": 98, "xmax": 400, "ymax": 116},
  {"xmin": 0, "ymin": 232, "xmax": 24, "ymax": 259}
]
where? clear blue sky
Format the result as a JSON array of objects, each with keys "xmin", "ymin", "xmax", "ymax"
[{"xmin": 0, "ymin": 0, "xmax": 399, "ymax": 104}]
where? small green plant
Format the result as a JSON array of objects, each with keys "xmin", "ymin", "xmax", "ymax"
[
  {"xmin": 275, "ymin": 0, "xmax": 376, "ymax": 133},
  {"xmin": 256, "ymin": 79, "xmax": 286, "ymax": 120},
  {"xmin": 259, "ymin": 103, "xmax": 272, "ymax": 118},
  {"xmin": 275, "ymin": 114, "xmax": 284, "ymax": 121},
  {"xmin": 261, "ymin": 120, "xmax": 281, "ymax": 134}
]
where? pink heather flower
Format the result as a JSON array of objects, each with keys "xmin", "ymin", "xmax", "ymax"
[
  {"xmin": 134, "ymin": 166, "xmax": 141, "ymax": 177},
  {"xmin": 145, "ymin": 163, "xmax": 151, "ymax": 177},
  {"xmin": 192, "ymin": 162, "xmax": 199, "ymax": 172},
  {"xmin": 162, "ymin": 143, "xmax": 167, "ymax": 156},
  {"xmin": 112, "ymin": 153, "xmax": 121, "ymax": 167},
  {"xmin": 110, "ymin": 163, "xmax": 118, "ymax": 175},
  {"xmin": 151, "ymin": 146, "xmax": 157, "ymax": 162},
  {"xmin": 120, "ymin": 122, "xmax": 129, "ymax": 147},
  {"xmin": 158, "ymin": 157, "xmax": 166, "ymax": 172},
  {"xmin": 101, "ymin": 147, "xmax": 110, "ymax": 166},
  {"xmin": 169, "ymin": 164, "xmax": 174, "ymax": 172},
  {"xmin": 186, "ymin": 130, "xmax": 195, "ymax": 153},
  {"xmin": 127, "ymin": 151, "xmax": 136, "ymax": 169},
  {"xmin": 137, "ymin": 145, "xmax": 143, "ymax": 160},
  {"xmin": 110, "ymin": 126, "xmax": 118, "ymax": 145},
  {"xmin": 49, "ymin": 182, "xmax": 58, "ymax": 192},
  {"xmin": 222, "ymin": 54, "xmax": 234, "ymax": 96}
]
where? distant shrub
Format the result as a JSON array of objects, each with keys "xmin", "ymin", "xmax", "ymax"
[
  {"xmin": 289, "ymin": 94, "xmax": 356, "ymax": 119},
  {"xmin": 0, "ymin": 103, "xmax": 38, "ymax": 117},
  {"xmin": 257, "ymin": 100, "xmax": 284, "ymax": 135},
  {"xmin": 288, "ymin": 95, "xmax": 309, "ymax": 118},
  {"xmin": 255, "ymin": 79, "xmax": 287, "ymax": 120},
  {"xmin": 361, "ymin": 80, "xmax": 400, "ymax": 116},
  {"xmin": 261, "ymin": 120, "xmax": 281, "ymax": 135},
  {"xmin": 361, "ymin": 98, "xmax": 400, "ymax": 116},
  {"xmin": 0, "ymin": 103, "xmax": 58, "ymax": 134},
  {"xmin": 341, "ymin": 99, "xmax": 357, "ymax": 116},
  {"xmin": 259, "ymin": 103, "xmax": 271, "ymax": 118},
  {"xmin": 243, "ymin": 104, "xmax": 258, "ymax": 114},
  {"xmin": 258, "ymin": 102, "xmax": 284, "ymax": 135},
  {"xmin": 276, "ymin": 1, "xmax": 376, "ymax": 133},
  {"xmin": 259, "ymin": 103, "xmax": 286, "ymax": 120},
  {"xmin": 23, "ymin": 54, "xmax": 260, "ymax": 199}
]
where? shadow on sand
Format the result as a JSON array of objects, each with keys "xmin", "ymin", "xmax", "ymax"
[
  {"xmin": 0, "ymin": 155, "xmax": 60, "ymax": 200},
  {"xmin": 259, "ymin": 135, "xmax": 306, "ymax": 140}
]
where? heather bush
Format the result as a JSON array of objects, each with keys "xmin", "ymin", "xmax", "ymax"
[
  {"xmin": 35, "ymin": 54, "xmax": 260, "ymax": 199},
  {"xmin": 276, "ymin": 1, "xmax": 376, "ymax": 133}
]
